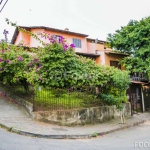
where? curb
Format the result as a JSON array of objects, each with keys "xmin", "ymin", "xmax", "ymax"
[
  {"xmin": 11, "ymin": 128, "xmax": 91, "ymax": 139},
  {"xmin": 0, "ymin": 118, "xmax": 150, "ymax": 139},
  {"xmin": 97, "ymin": 119, "xmax": 150, "ymax": 137}
]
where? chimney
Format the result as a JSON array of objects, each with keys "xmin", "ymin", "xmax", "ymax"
[{"xmin": 64, "ymin": 28, "xmax": 69, "ymax": 31}]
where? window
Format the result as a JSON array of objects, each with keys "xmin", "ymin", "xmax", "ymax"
[
  {"xmin": 52, "ymin": 35, "xmax": 60, "ymax": 41},
  {"xmin": 110, "ymin": 61, "xmax": 121, "ymax": 69},
  {"xmin": 73, "ymin": 38, "xmax": 81, "ymax": 48}
]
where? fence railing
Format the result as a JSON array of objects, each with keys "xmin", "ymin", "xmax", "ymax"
[
  {"xmin": 130, "ymin": 72, "xmax": 149, "ymax": 82},
  {"xmin": 33, "ymin": 86, "xmax": 103, "ymax": 111},
  {"xmin": 0, "ymin": 84, "xmax": 103, "ymax": 111}
]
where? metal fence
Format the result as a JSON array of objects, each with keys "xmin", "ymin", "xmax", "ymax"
[
  {"xmin": 33, "ymin": 86, "xmax": 103, "ymax": 111},
  {"xmin": 0, "ymin": 84, "xmax": 103, "ymax": 111}
]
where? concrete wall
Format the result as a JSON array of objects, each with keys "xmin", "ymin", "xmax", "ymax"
[{"xmin": 33, "ymin": 103, "xmax": 131, "ymax": 126}]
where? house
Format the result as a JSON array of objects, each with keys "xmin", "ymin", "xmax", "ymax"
[
  {"xmin": 128, "ymin": 73, "xmax": 150, "ymax": 115},
  {"xmin": 11, "ymin": 26, "xmax": 150, "ymax": 114},
  {"xmin": 11, "ymin": 26, "xmax": 127, "ymax": 70}
]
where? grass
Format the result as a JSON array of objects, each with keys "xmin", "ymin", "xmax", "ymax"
[
  {"xmin": 34, "ymin": 88, "xmax": 100, "ymax": 111},
  {"xmin": 2, "ymin": 85, "xmax": 102, "ymax": 111}
]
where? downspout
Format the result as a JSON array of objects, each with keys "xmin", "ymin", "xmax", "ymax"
[{"xmin": 141, "ymin": 86, "xmax": 145, "ymax": 112}]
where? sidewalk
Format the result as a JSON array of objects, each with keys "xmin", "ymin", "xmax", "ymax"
[{"xmin": 0, "ymin": 96, "xmax": 150, "ymax": 139}]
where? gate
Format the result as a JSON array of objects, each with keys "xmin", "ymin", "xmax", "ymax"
[{"xmin": 128, "ymin": 85, "xmax": 143, "ymax": 115}]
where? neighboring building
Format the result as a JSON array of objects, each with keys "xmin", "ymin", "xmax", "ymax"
[
  {"xmin": 11, "ymin": 26, "xmax": 128, "ymax": 70},
  {"xmin": 128, "ymin": 73, "xmax": 150, "ymax": 115}
]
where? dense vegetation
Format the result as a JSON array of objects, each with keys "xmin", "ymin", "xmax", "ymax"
[{"xmin": 107, "ymin": 16, "xmax": 150, "ymax": 77}]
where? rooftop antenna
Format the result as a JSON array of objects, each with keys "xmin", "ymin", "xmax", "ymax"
[{"xmin": 95, "ymin": 38, "xmax": 98, "ymax": 43}]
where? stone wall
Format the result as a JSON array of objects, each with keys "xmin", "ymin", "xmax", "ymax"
[{"xmin": 33, "ymin": 103, "xmax": 131, "ymax": 126}]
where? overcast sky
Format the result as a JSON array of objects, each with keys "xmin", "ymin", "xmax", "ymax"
[{"xmin": 0, "ymin": 0, "xmax": 150, "ymax": 41}]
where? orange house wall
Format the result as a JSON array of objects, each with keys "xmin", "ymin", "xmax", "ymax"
[
  {"xmin": 15, "ymin": 31, "xmax": 30, "ymax": 46},
  {"xmin": 87, "ymin": 42, "xmax": 111, "ymax": 53},
  {"xmin": 105, "ymin": 54, "xmax": 126, "ymax": 70},
  {"xmin": 96, "ymin": 56, "xmax": 101, "ymax": 64},
  {"xmin": 15, "ymin": 32, "xmax": 22, "ymax": 45},
  {"xmin": 27, "ymin": 29, "xmax": 88, "ymax": 53},
  {"xmin": 95, "ymin": 43, "xmax": 104, "ymax": 50},
  {"xmin": 87, "ymin": 42, "xmax": 95, "ymax": 53},
  {"xmin": 30, "ymin": 29, "xmax": 45, "ymax": 47},
  {"xmin": 22, "ymin": 32, "xmax": 30, "ymax": 46},
  {"xmin": 45, "ymin": 30, "xmax": 88, "ymax": 53}
]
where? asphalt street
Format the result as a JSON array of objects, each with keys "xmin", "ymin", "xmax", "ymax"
[{"xmin": 0, "ymin": 121, "xmax": 150, "ymax": 150}]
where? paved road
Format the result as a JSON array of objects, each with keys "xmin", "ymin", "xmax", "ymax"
[{"xmin": 0, "ymin": 121, "xmax": 150, "ymax": 150}]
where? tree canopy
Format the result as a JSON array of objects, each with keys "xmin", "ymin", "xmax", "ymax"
[{"xmin": 107, "ymin": 16, "xmax": 150, "ymax": 75}]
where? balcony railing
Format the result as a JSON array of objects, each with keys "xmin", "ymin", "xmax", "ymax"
[{"xmin": 130, "ymin": 73, "xmax": 149, "ymax": 82}]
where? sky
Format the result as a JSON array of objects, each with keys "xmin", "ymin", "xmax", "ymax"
[{"xmin": 0, "ymin": 0, "xmax": 150, "ymax": 42}]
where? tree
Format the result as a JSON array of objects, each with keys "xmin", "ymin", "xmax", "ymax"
[
  {"xmin": 0, "ymin": 42, "xmax": 39, "ymax": 92},
  {"xmin": 107, "ymin": 16, "xmax": 150, "ymax": 76}
]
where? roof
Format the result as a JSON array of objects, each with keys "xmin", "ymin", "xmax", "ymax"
[
  {"xmin": 105, "ymin": 51, "xmax": 129, "ymax": 56},
  {"xmin": 86, "ymin": 38, "xmax": 106, "ymax": 44},
  {"xmin": 131, "ymin": 81, "xmax": 149, "ymax": 85},
  {"xmin": 76, "ymin": 52, "xmax": 100, "ymax": 57},
  {"xmin": 11, "ymin": 26, "xmax": 89, "ymax": 44}
]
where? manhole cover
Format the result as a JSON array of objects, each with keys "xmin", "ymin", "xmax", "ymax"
[{"xmin": 52, "ymin": 128, "xmax": 68, "ymax": 131}]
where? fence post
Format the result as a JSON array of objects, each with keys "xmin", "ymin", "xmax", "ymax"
[{"xmin": 32, "ymin": 88, "xmax": 35, "ymax": 112}]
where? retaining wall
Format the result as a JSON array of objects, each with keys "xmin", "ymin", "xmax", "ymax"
[
  {"xmin": 0, "ymin": 87, "xmax": 131, "ymax": 126},
  {"xmin": 33, "ymin": 103, "xmax": 131, "ymax": 126}
]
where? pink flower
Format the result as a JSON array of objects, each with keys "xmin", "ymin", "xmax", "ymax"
[
  {"xmin": 28, "ymin": 63, "xmax": 31, "ymax": 67},
  {"xmin": 3, "ymin": 29, "xmax": 9, "ymax": 35},
  {"xmin": 38, "ymin": 65, "xmax": 42, "ymax": 69},
  {"xmin": 88, "ymin": 76, "xmax": 91, "ymax": 79},
  {"xmin": 63, "ymin": 44, "xmax": 68, "ymax": 51},
  {"xmin": 6, "ymin": 60, "xmax": 9, "ymax": 63},
  {"xmin": 18, "ymin": 56, "xmax": 23, "ymax": 61},
  {"xmin": 59, "ymin": 36, "xmax": 64, "ymax": 43},
  {"xmin": 70, "ymin": 44, "xmax": 75, "ymax": 48},
  {"xmin": 33, "ymin": 58, "xmax": 38, "ymax": 62},
  {"xmin": 0, "ymin": 58, "xmax": 3, "ymax": 62}
]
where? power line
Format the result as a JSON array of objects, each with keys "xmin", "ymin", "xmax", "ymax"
[
  {"xmin": 0, "ymin": 0, "xmax": 8, "ymax": 13},
  {"xmin": 0, "ymin": 0, "xmax": 3, "ymax": 5}
]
